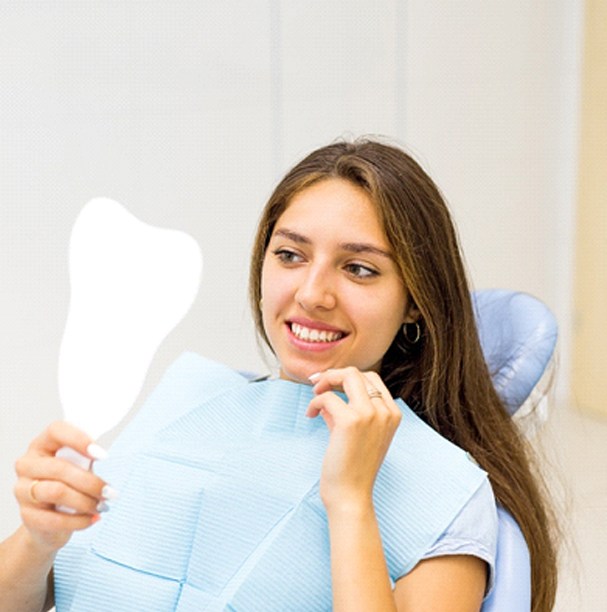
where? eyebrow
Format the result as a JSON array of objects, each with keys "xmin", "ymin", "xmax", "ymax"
[{"xmin": 272, "ymin": 228, "xmax": 393, "ymax": 259}]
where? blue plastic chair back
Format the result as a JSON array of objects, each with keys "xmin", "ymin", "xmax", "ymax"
[{"xmin": 474, "ymin": 290, "xmax": 557, "ymax": 611}]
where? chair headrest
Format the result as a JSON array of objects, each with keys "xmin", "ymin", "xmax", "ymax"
[{"xmin": 472, "ymin": 290, "xmax": 558, "ymax": 416}]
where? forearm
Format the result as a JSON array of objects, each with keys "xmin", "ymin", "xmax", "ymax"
[
  {"xmin": 327, "ymin": 501, "xmax": 397, "ymax": 612},
  {"xmin": 0, "ymin": 526, "xmax": 55, "ymax": 612}
]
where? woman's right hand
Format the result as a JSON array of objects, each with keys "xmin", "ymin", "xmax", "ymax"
[{"xmin": 13, "ymin": 421, "xmax": 112, "ymax": 554}]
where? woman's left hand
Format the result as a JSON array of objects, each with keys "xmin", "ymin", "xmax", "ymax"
[{"xmin": 306, "ymin": 367, "xmax": 402, "ymax": 512}]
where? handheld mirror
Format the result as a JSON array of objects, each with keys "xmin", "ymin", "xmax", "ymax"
[{"xmin": 57, "ymin": 198, "xmax": 202, "ymax": 472}]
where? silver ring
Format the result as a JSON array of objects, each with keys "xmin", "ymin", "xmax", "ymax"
[{"xmin": 367, "ymin": 387, "xmax": 383, "ymax": 399}]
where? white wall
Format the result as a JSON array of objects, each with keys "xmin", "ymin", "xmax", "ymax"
[
  {"xmin": 0, "ymin": 1, "xmax": 580, "ymax": 537},
  {"xmin": 407, "ymin": 3, "xmax": 565, "ymax": 287},
  {"xmin": 403, "ymin": 1, "xmax": 581, "ymax": 402}
]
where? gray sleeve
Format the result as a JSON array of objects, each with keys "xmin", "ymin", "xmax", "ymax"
[{"xmin": 420, "ymin": 478, "xmax": 498, "ymax": 597}]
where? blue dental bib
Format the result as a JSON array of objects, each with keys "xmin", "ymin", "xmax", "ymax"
[{"xmin": 54, "ymin": 353, "xmax": 488, "ymax": 611}]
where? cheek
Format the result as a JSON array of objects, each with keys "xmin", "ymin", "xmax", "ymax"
[
  {"xmin": 351, "ymin": 301, "xmax": 396, "ymax": 340},
  {"xmin": 362, "ymin": 293, "xmax": 407, "ymax": 342},
  {"xmin": 260, "ymin": 260, "xmax": 291, "ymax": 326},
  {"xmin": 261, "ymin": 256, "xmax": 280, "ymax": 296},
  {"xmin": 260, "ymin": 259, "xmax": 278, "ymax": 304}
]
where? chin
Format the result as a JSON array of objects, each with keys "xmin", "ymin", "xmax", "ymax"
[
  {"xmin": 278, "ymin": 367, "xmax": 315, "ymax": 385},
  {"xmin": 277, "ymin": 355, "xmax": 328, "ymax": 384}
]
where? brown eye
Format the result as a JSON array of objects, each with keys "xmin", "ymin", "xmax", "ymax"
[
  {"xmin": 273, "ymin": 248, "xmax": 304, "ymax": 264},
  {"xmin": 345, "ymin": 263, "xmax": 378, "ymax": 279}
]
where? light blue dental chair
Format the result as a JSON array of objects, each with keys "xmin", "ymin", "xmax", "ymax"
[{"xmin": 474, "ymin": 289, "xmax": 558, "ymax": 611}]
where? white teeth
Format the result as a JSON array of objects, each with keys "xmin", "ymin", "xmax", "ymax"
[{"xmin": 291, "ymin": 323, "xmax": 342, "ymax": 343}]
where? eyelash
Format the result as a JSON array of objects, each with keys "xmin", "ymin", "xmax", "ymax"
[
  {"xmin": 272, "ymin": 249, "xmax": 379, "ymax": 280},
  {"xmin": 344, "ymin": 263, "xmax": 379, "ymax": 279},
  {"xmin": 272, "ymin": 248, "xmax": 304, "ymax": 264}
]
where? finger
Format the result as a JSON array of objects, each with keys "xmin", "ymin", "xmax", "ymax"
[
  {"xmin": 359, "ymin": 372, "xmax": 390, "ymax": 407},
  {"xmin": 314, "ymin": 368, "xmax": 400, "ymax": 432},
  {"xmin": 312, "ymin": 367, "xmax": 377, "ymax": 407},
  {"xmin": 312, "ymin": 367, "xmax": 393, "ymax": 421},
  {"xmin": 306, "ymin": 390, "xmax": 348, "ymax": 422},
  {"xmin": 363, "ymin": 371, "xmax": 403, "ymax": 421},
  {"xmin": 15, "ymin": 455, "xmax": 108, "ymax": 501},
  {"xmin": 362, "ymin": 370, "xmax": 390, "ymax": 394},
  {"xmin": 20, "ymin": 504, "xmax": 102, "ymax": 533},
  {"xmin": 28, "ymin": 421, "xmax": 107, "ymax": 462},
  {"xmin": 361, "ymin": 377, "xmax": 400, "ymax": 427},
  {"xmin": 15, "ymin": 477, "xmax": 105, "ymax": 515}
]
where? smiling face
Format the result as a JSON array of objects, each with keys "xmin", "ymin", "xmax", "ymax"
[{"xmin": 260, "ymin": 178, "xmax": 414, "ymax": 384}]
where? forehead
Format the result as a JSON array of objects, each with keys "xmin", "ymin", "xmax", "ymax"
[{"xmin": 274, "ymin": 178, "xmax": 388, "ymax": 245}]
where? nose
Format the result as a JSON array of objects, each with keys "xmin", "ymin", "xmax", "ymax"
[{"xmin": 294, "ymin": 263, "xmax": 336, "ymax": 311}]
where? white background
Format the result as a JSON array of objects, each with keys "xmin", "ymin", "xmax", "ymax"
[{"xmin": 0, "ymin": 0, "xmax": 581, "ymax": 543}]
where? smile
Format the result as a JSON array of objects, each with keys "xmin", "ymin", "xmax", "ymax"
[{"xmin": 289, "ymin": 322, "xmax": 345, "ymax": 343}]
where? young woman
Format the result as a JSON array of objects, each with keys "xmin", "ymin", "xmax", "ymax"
[{"xmin": 1, "ymin": 139, "xmax": 557, "ymax": 611}]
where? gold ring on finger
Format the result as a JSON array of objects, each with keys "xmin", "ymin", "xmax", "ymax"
[
  {"xmin": 28, "ymin": 479, "xmax": 42, "ymax": 505},
  {"xmin": 366, "ymin": 387, "xmax": 383, "ymax": 399}
]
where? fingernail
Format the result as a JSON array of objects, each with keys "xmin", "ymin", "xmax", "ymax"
[
  {"xmin": 96, "ymin": 501, "xmax": 110, "ymax": 513},
  {"xmin": 308, "ymin": 372, "xmax": 321, "ymax": 382},
  {"xmin": 101, "ymin": 485, "xmax": 120, "ymax": 501},
  {"xmin": 91, "ymin": 514, "xmax": 102, "ymax": 524},
  {"xmin": 86, "ymin": 443, "xmax": 108, "ymax": 461}
]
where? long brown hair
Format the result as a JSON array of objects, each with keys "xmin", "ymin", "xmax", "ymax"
[{"xmin": 249, "ymin": 139, "xmax": 558, "ymax": 611}]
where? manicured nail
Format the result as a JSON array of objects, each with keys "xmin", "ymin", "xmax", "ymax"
[
  {"xmin": 308, "ymin": 372, "xmax": 321, "ymax": 382},
  {"xmin": 86, "ymin": 443, "xmax": 108, "ymax": 461},
  {"xmin": 96, "ymin": 501, "xmax": 110, "ymax": 513},
  {"xmin": 101, "ymin": 485, "xmax": 120, "ymax": 501},
  {"xmin": 91, "ymin": 514, "xmax": 102, "ymax": 524}
]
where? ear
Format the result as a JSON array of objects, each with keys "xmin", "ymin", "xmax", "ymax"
[{"xmin": 403, "ymin": 302, "xmax": 421, "ymax": 324}]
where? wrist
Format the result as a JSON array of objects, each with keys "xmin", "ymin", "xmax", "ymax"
[
  {"xmin": 16, "ymin": 525, "xmax": 60, "ymax": 564},
  {"xmin": 323, "ymin": 493, "xmax": 376, "ymax": 522}
]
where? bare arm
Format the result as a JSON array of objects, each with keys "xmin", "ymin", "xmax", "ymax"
[
  {"xmin": 0, "ymin": 422, "xmax": 111, "ymax": 611},
  {"xmin": 326, "ymin": 500, "xmax": 397, "ymax": 611},
  {"xmin": 327, "ymin": 505, "xmax": 487, "ymax": 611},
  {"xmin": 0, "ymin": 527, "xmax": 56, "ymax": 612},
  {"xmin": 307, "ymin": 368, "xmax": 400, "ymax": 611},
  {"xmin": 307, "ymin": 368, "xmax": 486, "ymax": 611},
  {"xmin": 394, "ymin": 555, "xmax": 486, "ymax": 611}
]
